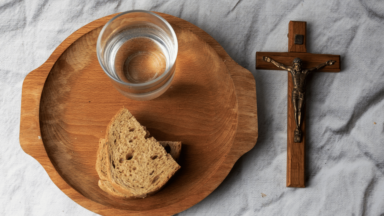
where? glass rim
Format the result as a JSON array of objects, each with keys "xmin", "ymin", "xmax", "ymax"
[{"xmin": 96, "ymin": 10, "xmax": 178, "ymax": 87}]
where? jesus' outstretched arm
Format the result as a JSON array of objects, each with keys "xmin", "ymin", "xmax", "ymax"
[
  {"xmin": 263, "ymin": 56, "xmax": 290, "ymax": 71},
  {"xmin": 308, "ymin": 60, "xmax": 336, "ymax": 73}
]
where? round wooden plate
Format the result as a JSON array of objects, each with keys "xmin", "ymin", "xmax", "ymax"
[{"xmin": 20, "ymin": 12, "xmax": 258, "ymax": 215}]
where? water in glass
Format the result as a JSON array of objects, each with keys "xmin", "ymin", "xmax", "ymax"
[{"xmin": 103, "ymin": 23, "xmax": 173, "ymax": 84}]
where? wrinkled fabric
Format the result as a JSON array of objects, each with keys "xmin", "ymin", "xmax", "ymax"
[{"xmin": 1, "ymin": 0, "xmax": 383, "ymax": 215}]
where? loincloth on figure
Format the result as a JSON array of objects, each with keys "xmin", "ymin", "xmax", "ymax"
[{"xmin": 292, "ymin": 89, "xmax": 305, "ymax": 110}]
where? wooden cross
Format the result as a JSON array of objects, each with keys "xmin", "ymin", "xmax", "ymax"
[{"xmin": 255, "ymin": 21, "xmax": 341, "ymax": 187}]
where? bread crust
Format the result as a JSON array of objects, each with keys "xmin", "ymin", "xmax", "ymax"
[{"xmin": 95, "ymin": 139, "xmax": 108, "ymax": 181}]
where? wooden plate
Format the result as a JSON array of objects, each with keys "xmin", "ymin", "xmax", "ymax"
[{"xmin": 20, "ymin": 12, "xmax": 258, "ymax": 215}]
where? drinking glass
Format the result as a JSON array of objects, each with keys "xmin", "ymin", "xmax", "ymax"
[{"xmin": 97, "ymin": 10, "xmax": 178, "ymax": 100}]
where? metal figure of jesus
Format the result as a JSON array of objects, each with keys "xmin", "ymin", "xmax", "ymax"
[{"xmin": 263, "ymin": 56, "xmax": 336, "ymax": 143}]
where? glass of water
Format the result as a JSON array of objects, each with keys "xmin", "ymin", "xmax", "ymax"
[{"xmin": 97, "ymin": 10, "xmax": 178, "ymax": 100}]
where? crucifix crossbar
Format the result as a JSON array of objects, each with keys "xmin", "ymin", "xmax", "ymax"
[{"xmin": 256, "ymin": 21, "xmax": 341, "ymax": 188}]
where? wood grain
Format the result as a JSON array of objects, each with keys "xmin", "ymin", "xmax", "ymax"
[
  {"xmin": 256, "ymin": 21, "xmax": 340, "ymax": 188},
  {"xmin": 19, "ymin": 12, "xmax": 258, "ymax": 215}
]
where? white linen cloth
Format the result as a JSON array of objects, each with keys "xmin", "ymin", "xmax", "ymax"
[{"xmin": 1, "ymin": 0, "xmax": 383, "ymax": 215}]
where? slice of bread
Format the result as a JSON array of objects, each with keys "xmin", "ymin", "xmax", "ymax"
[
  {"xmin": 159, "ymin": 141, "xmax": 182, "ymax": 162},
  {"xmin": 96, "ymin": 128, "xmax": 152, "ymax": 181},
  {"xmin": 143, "ymin": 128, "xmax": 182, "ymax": 162},
  {"xmin": 104, "ymin": 108, "xmax": 180, "ymax": 198},
  {"xmin": 96, "ymin": 139, "xmax": 182, "ymax": 198}
]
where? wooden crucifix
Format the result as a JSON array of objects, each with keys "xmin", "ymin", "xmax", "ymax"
[{"xmin": 256, "ymin": 21, "xmax": 341, "ymax": 187}]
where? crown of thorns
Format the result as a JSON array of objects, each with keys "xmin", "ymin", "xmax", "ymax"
[
  {"xmin": 293, "ymin": 58, "xmax": 302, "ymax": 64},
  {"xmin": 293, "ymin": 58, "xmax": 301, "ymax": 64}
]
